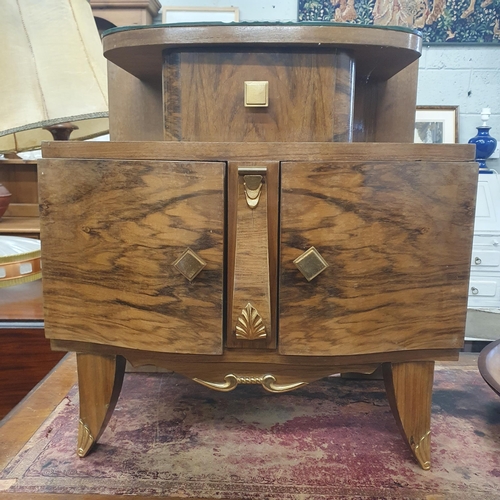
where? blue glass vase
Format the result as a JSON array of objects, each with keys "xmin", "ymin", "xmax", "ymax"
[{"xmin": 468, "ymin": 126, "xmax": 497, "ymax": 170}]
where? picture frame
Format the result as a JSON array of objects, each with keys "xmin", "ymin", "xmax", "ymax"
[
  {"xmin": 414, "ymin": 106, "xmax": 459, "ymax": 144},
  {"xmin": 162, "ymin": 6, "xmax": 239, "ymax": 24}
]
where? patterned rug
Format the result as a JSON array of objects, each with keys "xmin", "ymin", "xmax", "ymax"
[{"xmin": 1, "ymin": 365, "xmax": 499, "ymax": 499}]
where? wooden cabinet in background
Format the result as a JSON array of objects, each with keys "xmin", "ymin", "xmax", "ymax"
[
  {"xmin": 468, "ymin": 171, "xmax": 500, "ymax": 308},
  {"xmin": 0, "ymin": 159, "xmax": 39, "ymax": 238},
  {"xmin": 0, "ymin": 281, "xmax": 64, "ymax": 420},
  {"xmin": 39, "ymin": 24, "xmax": 477, "ymax": 470}
]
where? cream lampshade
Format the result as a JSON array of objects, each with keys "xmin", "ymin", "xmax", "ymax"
[{"xmin": 0, "ymin": 0, "xmax": 109, "ymax": 154}]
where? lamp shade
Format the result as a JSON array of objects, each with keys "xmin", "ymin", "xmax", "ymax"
[{"xmin": 0, "ymin": 0, "xmax": 109, "ymax": 153}]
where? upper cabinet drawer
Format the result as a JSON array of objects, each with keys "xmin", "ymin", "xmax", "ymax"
[
  {"xmin": 163, "ymin": 50, "xmax": 354, "ymax": 143},
  {"xmin": 38, "ymin": 159, "xmax": 225, "ymax": 355},
  {"xmin": 279, "ymin": 160, "xmax": 477, "ymax": 356}
]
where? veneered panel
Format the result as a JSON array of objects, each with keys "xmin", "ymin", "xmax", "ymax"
[
  {"xmin": 280, "ymin": 160, "xmax": 477, "ymax": 356},
  {"xmin": 165, "ymin": 50, "xmax": 353, "ymax": 142},
  {"xmin": 39, "ymin": 159, "xmax": 225, "ymax": 354}
]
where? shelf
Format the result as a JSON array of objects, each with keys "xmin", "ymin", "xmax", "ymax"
[
  {"xmin": 0, "ymin": 217, "xmax": 40, "ymax": 236},
  {"xmin": 102, "ymin": 24, "xmax": 422, "ymax": 82}
]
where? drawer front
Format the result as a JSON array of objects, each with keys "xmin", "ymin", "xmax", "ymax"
[
  {"xmin": 39, "ymin": 159, "xmax": 225, "ymax": 355},
  {"xmin": 468, "ymin": 277, "xmax": 500, "ymax": 308},
  {"xmin": 280, "ymin": 161, "xmax": 477, "ymax": 356},
  {"xmin": 469, "ymin": 280, "xmax": 497, "ymax": 297},
  {"xmin": 165, "ymin": 51, "xmax": 354, "ymax": 143},
  {"xmin": 470, "ymin": 249, "xmax": 500, "ymax": 268},
  {"xmin": 472, "ymin": 235, "xmax": 500, "ymax": 247},
  {"xmin": 474, "ymin": 173, "xmax": 500, "ymax": 233}
]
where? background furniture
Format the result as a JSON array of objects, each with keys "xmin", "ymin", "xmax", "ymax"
[
  {"xmin": 468, "ymin": 171, "xmax": 500, "ymax": 308},
  {"xmin": 478, "ymin": 338, "xmax": 500, "ymax": 396},
  {"xmin": 0, "ymin": 159, "xmax": 39, "ymax": 238},
  {"xmin": 0, "ymin": 281, "xmax": 64, "ymax": 420},
  {"xmin": 39, "ymin": 24, "xmax": 477, "ymax": 470},
  {"xmin": 90, "ymin": 0, "xmax": 161, "ymax": 29}
]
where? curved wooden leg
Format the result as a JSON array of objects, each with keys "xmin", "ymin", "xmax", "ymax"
[
  {"xmin": 76, "ymin": 353, "xmax": 126, "ymax": 457},
  {"xmin": 383, "ymin": 361, "xmax": 434, "ymax": 470}
]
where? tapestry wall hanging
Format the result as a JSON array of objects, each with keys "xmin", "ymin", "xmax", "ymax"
[{"xmin": 298, "ymin": 0, "xmax": 500, "ymax": 43}]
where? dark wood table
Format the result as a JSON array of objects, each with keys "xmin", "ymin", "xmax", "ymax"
[{"xmin": 0, "ymin": 280, "xmax": 64, "ymax": 419}]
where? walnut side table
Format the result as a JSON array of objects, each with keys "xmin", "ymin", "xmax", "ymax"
[{"xmin": 39, "ymin": 24, "xmax": 477, "ymax": 469}]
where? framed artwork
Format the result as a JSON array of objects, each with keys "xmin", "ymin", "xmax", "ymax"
[
  {"xmin": 162, "ymin": 6, "xmax": 239, "ymax": 24},
  {"xmin": 297, "ymin": 0, "xmax": 500, "ymax": 43},
  {"xmin": 414, "ymin": 106, "xmax": 459, "ymax": 144}
]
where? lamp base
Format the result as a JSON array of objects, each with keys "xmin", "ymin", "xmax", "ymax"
[{"xmin": 43, "ymin": 122, "xmax": 79, "ymax": 141}]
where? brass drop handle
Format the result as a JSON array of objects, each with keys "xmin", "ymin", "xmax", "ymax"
[{"xmin": 243, "ymin": 175, "xmax": 263, "ymax": 209}]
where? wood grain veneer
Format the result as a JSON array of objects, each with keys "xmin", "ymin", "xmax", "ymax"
[
  {"xmin": 41, "ymin": 142, "xmax": 475, "ymax": 163},
  {"xmin": 108, "ymin": 62, "xmax": 164, "ymax": 142},
  {"xmin": 102, "ymin": 24, "xmax": 421, "ymax": 82},
  {"xmin": 279, "ymin": 161, "xmax": 477, "ymax": 356},
  {"xmin": 77, "ymin": 353, "xmax": 126, "ymax": 457},
  {"xmin": 353, "ymin": 61, "xmax": 419, "ymax": 143},
  {"xmin": 164, "ymin": 51, "xmax": 354, "ymax": 142},
  {"xmin": 37, "ymin": 25, "xmax": 477, "ymax": 469},
  {"xmin": 39, "ymin": 159, "xmax": 225, "ymax": 355},
  {"xmin": 51, "ymin": 340, "xmax": 461, "ymax": 367},
  {"xmin": 226, "ymin": 162, "xmax": 279, "ymax": 350},
  {"xmin": 383, "ymin": 361, "xmax": 435, "ymax": 469}
]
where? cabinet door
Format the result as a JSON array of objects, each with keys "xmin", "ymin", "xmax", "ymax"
[
  {"xmin": 280, "ymin": 161, "xmax": 477, "ymax": 356},
  {"xmin": 39, "ymin": 159, "xmax": 225, "ymax": 355}
]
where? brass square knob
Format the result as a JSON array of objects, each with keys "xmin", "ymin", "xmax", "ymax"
[
  {"xmin": 172, "ymin": 248, "xmax": 206, "ymax": 282},
  {"xmin": 293, "ymin": 247, "xmax": 329, "ymax": 282},
  {"xmin": 244, "ymin": 81, "xmax": 268, "ymax": 107}
]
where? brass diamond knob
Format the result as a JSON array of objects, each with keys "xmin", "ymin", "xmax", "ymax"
[
  {"xmin": 293, "ymin": 247, "xmax": 329, "ymax": 282},
  {"xmin": 172, "ymin": 248, "xmax": 206, "ymax": 281}
]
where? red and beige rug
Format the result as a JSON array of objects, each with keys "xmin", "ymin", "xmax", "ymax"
[{"xmin": 0, "ymin": 364, "xmax": 499, "ymax": 499}]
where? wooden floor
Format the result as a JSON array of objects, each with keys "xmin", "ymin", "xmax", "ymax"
[
  {"xmin": 0, "ymin": 353, "xmax": 480, "ymax": 500},
  {"xmin": 0, "ymin": 355, "xmax": 188, "ymax": 500}
]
